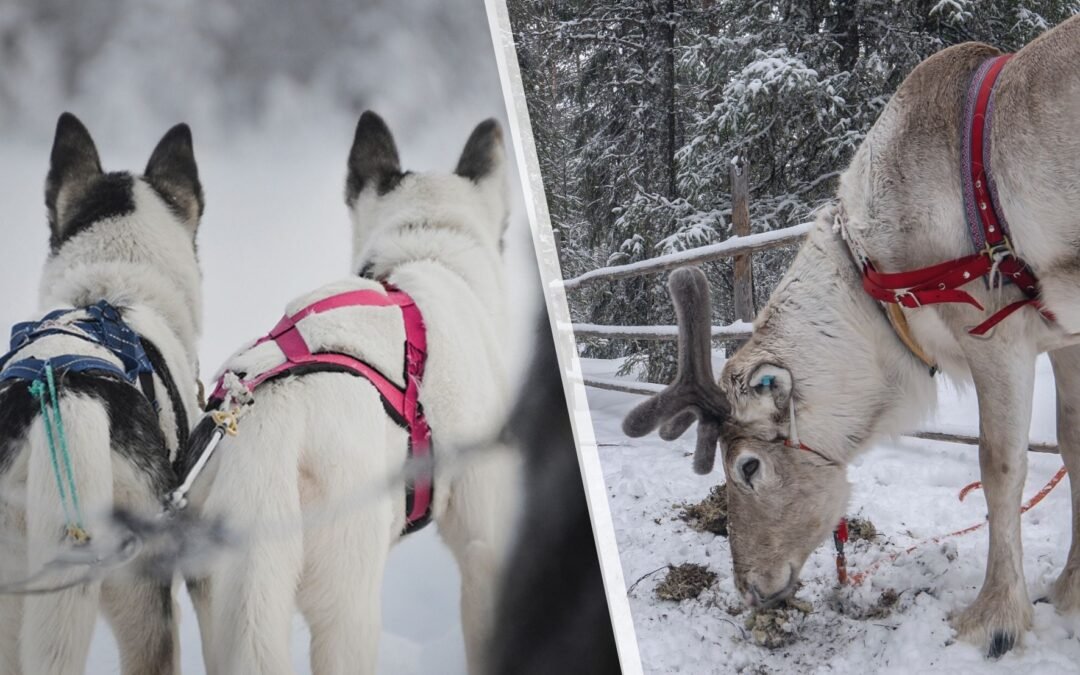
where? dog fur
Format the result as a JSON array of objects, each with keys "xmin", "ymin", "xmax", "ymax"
[
  {"xmin": 0, "ymin": 113, "xmax": 204, "ymax": 675},
  {"xmin": 182, "ymin": 111, "xmax": 520, "ymax": 675}
]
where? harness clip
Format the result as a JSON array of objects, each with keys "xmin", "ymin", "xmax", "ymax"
[{"xmin": 210, "ymin": 409, "xmax": 240, "ymax": 436}]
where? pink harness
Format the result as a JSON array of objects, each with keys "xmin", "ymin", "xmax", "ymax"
[{"xmin": 208, "ymin": 283, "xmax": 434, "ymax": 533}]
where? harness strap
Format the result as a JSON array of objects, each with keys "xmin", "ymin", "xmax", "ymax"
[
  {"xmin": 205, "ymin": 283, "xmax": 434, "ymax": 533},
  {"xmin": 140, "ymin": 338, "xmax": 190, "ymax": 451},
  {"xmin": 857, "ymin": 54, "xmax": 1053, "ymax": 340}
]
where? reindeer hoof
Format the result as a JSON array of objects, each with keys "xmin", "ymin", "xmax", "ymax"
[
  {"xmin": 988, "ymin": 631, "xmax": 1014, "ymax": 659},
  {"xmin": 950, "ymin": 588, "xmax": 1032, "ymax": 659}
]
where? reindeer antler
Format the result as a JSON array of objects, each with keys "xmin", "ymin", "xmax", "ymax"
[{"xmin": 622, "ymin": 267, "xmax": 730, "ymax": 475}]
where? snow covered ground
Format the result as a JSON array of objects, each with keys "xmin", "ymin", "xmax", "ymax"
[
  {"xmin": 0, "ymin": 2, "xmax": 538, "ymax": 673},
  {"xmin": 584, "ymin": 356, "xmax": 1080, "ymax": 674}
]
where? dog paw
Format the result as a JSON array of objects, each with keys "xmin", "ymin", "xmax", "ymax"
[
  {"xmin": 950, "ymin": 587, "xmax": 1033, "ymax": 659},
  {"xmin": 1049, "ymin": 565, "xmax": 1080, "ymax": 613}
]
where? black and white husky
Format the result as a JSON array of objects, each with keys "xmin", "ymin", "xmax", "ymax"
[
  {"xmin": 0, "ymin": 114, "xmax": 204, "ymax": 675},
  {"xmin": 183, "ymin": 112, "xmax": 519, "ymax": 675}
]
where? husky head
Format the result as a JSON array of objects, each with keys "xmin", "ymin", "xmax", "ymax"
[
  {"xmin": 344, "ymin": 111, "xmax": 508, "ymax": 281},
  {"xmin": 39, "ymin": 113, "xmax": 205, "ymax": 352}
]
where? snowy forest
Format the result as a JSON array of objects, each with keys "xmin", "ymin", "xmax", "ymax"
[{"xmin": 507, "ymin": 0, "xmax": 1078, "ymax": 381}]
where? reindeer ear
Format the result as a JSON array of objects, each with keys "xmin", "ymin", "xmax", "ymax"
[
  {"xmin": 345, "ymin": 111, "xmax": 403, "ymax": 204},
  {"xmin": 46, "ymin": 113, "xmax": 103, "ymax": 235},
  {"xmin": 747, "ymin": 364, "xmax": 793, "ymax": 411},
  {"xmin": 145, "ymin": 123, "xmax": 203, "ymax": 228}
]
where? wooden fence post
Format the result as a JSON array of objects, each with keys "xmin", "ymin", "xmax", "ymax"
[{"xmin": 730, "ymin": 156, "xmax": 754, "ymax": 348}]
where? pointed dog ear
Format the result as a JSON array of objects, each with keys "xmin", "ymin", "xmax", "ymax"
[
  {"xmin": 455, "ymin": 118, "xmax": 504, "ymax": 183},
  {"xmin": 345, "ymin": 111, "xmax": 403, "ymax": 204},
  {"xmin": 46, "ymin": 112, "xmax": 103, "ymax": 235},
  {"xmin": 145, "ymin": 123, "xmax": 204, "ymax": 229}
]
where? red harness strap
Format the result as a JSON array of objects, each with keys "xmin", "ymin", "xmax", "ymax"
[
  {"xmin": 861, "ymin": 54, "xmax": 1052, "ymax": 337},
  {"xmin": 209, "ymin": 283, "xmax": 434, "ymax": 534}
]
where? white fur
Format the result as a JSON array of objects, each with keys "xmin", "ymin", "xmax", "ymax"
[
  {"xmin": 721, "ymin": 22, "xmax": 1080, "ymax": 654},
  {"xmin": 189, "ymin": 141, "xmax": 520, "ymax": 675},
  {"xmin": 0, "ymin": 176, "xmax": 202, "ymax": 675}
]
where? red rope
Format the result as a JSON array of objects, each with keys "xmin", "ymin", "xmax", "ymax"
[{"xmin": 842, "ymin": 465, "xmax": 1067, "ymax": 587}]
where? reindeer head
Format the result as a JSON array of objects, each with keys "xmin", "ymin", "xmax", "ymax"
[{"xmin": 623, "ymin": 266, "xmax": 849, "ymax": 607}]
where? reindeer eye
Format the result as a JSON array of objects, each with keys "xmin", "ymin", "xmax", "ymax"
[{"xmin": 740, "ymin": 457, "xmax": 760, "ymax": 484}]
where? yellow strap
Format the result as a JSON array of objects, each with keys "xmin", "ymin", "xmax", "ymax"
[{"xmin": 885, "ymin": 303, "xmax": 938, "ymax": 372}]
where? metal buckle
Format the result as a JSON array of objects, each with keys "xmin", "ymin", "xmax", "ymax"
[
  {"xmin": 894, "ymin": 290, "xmax": 921, "ymax": 307},
  {"xmin": 982, "ymin": 238, "xmax": 1015, "ymax": 262}
]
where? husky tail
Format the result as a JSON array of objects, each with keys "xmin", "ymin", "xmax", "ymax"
[
  {"xmin": 21, "ymin": 386, "xmax": 180, "ymax": 675},
  {"xmin": 20, "ymin": 391, "xmax": 112, "ymax": 675}
]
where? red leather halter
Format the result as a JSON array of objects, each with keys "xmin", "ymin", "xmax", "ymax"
[{"xmin": 860, "ymin": 54, "xmax": 1052, "ymax": 337}]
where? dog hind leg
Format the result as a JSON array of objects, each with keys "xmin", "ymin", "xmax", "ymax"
[
  {"xmin": 0, "ymin": 551, "xmax": 24, "ymax": 675},
  {"xmin": 101, "ymin": 576, "xmax": 178, "ymax": 675},
  {"xmin": 296, "ymin": 382, "xmax": 394, "ymax": 675},
  {"xmin": 0, "ymin": 498, "xmax": 26, "ymax": 675},
  {"xmin": 203, "ymin": 413, "xmax": 303, "ymax": 675},
  {"xmin": 20, "ymin": 396, "xmax": 112, "ymax": 675},
  {"xmin": 296, "ymin": 495, "xmax": 391, "ymax": 675},
  {"xmin": 185, "ymin": 577, "xmax": 217, "ymax": 675},
  {"xmin": 438, "ymin": 446, "xmax": 521, "ymax": 674}
]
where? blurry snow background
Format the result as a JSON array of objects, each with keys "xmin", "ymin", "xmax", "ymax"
[
  {"xmin": 587, "ymin": 356, "xmax": 1080, "ymax": 674},
  {"xmin": 0, "ymin": 0, "xmax": 539, "ymax": 673}
]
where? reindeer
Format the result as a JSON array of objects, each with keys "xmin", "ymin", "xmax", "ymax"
[{"xmin": 624, "ymin": 16, "xmax": 1080, "ymax": 658}]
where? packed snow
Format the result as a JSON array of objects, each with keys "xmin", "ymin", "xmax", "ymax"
[
  {"xmin": 584, "ymin": 356, "xmax": 1080, "ymax": 674},
  {"xmin": 0, "ymin": 1, "xmax": 538, "ymax": 673}
]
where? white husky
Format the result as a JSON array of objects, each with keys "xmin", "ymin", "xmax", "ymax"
[
  {"xmin": 0, "ymin": 113, "xmax": 204, "ymax": 674},
  {"xmin": 183, "ymin": 112, "xmax": 519, "ymax": 675}
]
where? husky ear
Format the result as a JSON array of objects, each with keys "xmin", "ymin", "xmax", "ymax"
[
  {"xmin": 345, "ymin": 111, "xmax": 403, "ymax": 205},
  {"xmin": 45, "ymin": 112, "xmax": 103, "ymax": 234},
  {"xmin": 145, "ymin": 123, "xmax": 204, "ymax": 229},
  {"xmin": 455, "ymin": 118, "xmax": 504, "ymax": 183}
]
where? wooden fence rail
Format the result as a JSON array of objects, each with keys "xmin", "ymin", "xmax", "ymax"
[
  {"xmin": 560, "ymin": 221, "xmax": 812, "ymax": 289},
  {"xmin": 569, "ymin": 321, "xmax": 752, "ymax": 341}
]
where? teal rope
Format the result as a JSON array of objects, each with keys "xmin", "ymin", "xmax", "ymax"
[
  {"xmin": 28, "ymin": 362, "xmax": 85, "ymax": 537},
  {"xmin": 45, "ymin": 363, "xmax": 83, "ymax": 530},
  {"xmin": 28, "ymin": 379, "xmax": 73, "ymax": 526}
]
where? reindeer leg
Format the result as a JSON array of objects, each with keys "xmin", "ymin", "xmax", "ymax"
[
  {"xmin": 1048, "ymin": 344, "xmax": 1080, "ymax": 612},
  {"xmin": 951, "ymin": 338, "xmax": 1036, "ymax": 657}
]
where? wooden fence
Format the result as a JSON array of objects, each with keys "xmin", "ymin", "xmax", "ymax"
[{"xmin": 560, "ymin": 157, "xmax": 1057, "ymax": 455}]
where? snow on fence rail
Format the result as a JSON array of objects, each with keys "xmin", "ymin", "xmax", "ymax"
[
  {"xmin": 561, "ymin": 220, "xmax": 813, "ymax": 290},
  {"xmin": 570, "ymin": 321, "xmax": 752, "ymax": 341}
]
